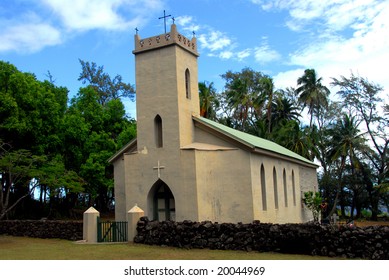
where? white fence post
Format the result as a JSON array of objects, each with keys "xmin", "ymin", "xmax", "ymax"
[
  {"xmin": 83, "ymin": 207, "xmax": 100, "ymax": 243},
  {"xmin": 127, "ymin": 204, "xmax": 144, "ymax": 242}
]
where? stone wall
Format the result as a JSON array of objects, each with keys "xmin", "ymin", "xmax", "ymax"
[
  {"xmin": 134, "ymin": 217, "xmax": 389, "ymax": 260},
  {"xmin": 0, "ymin": 220, "xmax": 83, "ymax": 241}
]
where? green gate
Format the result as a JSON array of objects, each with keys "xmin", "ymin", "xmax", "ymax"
[{"xmin": 97, "ymin": 218, "xmax": 128, "ymax": 242}]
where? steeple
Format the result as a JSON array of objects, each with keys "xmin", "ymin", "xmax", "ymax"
[{"xmin": 133, "ymin": 24, "xmax": 200, "ymax": 151}]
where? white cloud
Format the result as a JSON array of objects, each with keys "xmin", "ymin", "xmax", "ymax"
[
  {"xmin": 237, "ymin": 49, "xmax": 251, "ymax": 61},
  {"xmin": 252, "ymin": 0, "xmax": 389, "ymax": 93},
  {"xmin": 198, "ymin": 30, "xmax": 232, "ymax": 52},
  {"xmin": 273, "ymin": 68, "xmax": 304, "ymax": 90},
  {"xmin": 42, "ymin": 0, "xmax": 154, "ymax": 31},
  {"xmin": 254, "ymin": 44, "xmax": 281, "ymax": 64},
  {"xmin": 0, "ymin": 0, "xmax": 163, "ymax": 54},
  {"xmin": 219, "ymin": 51, "xmax": 234, "ymax": 60},
  {"xmin": 252, "ymin": 0, "xmax": 381, "ymax": 32},
  {"xmin": 176, "ymin": 15, "xmax": 200, "ymax": 35},
  {"xmin": 176, "ymin": 15, "xmax": 193, "ymax": 27},
  {"xmin": 0, "ymin": 15, "xmax": 61, "ymax": 53}
]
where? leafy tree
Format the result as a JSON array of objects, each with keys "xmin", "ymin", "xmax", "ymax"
[
  {"xmin": 78, "ymin": 59, "xmax": 135, "ymax": 106},
  {"xmin": 274, "ymin": 122, "xmax": 316, "ymax": 160},
  {"xmin": 331, "ymin": 73, "xmax": 388, "ymax": 220},
  {"xmin": 0, "ymin": 61, "xmax": 74, "ymax": 218},
  {"xmin": 221, "ymin": 68, "xmax": 264, "ymax": 132},
  {"xmin": 0, "ymin": 61, "xmax": 68, "ymax": 155},
  {"xmin": 0, "ymin": 142, "xmax": 44, "ymax": 220},
  {"xmin": 302, "ymin": 191, "xmax": 324, "ymax": 222},
  {"xmin": 64, "ymin": 77, "xmax": 136, "ymax": 211}
]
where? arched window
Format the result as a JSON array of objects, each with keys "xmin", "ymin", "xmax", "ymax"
[
  {"xmin": 273, "ymin": 167, "xmax": 278, "ymax": 209},
  {"xmin": 283, "ymin": 169, "xmax": 288, "ymax": 207},
  {"xmin": 185, "ymin": 68, "xmax": 191, "ymax": 99},
  {"xmin": 261, "ymin": 164, "xmax": 267, "ymax": 211},
  {"xmin": 154, "ymin": 115, "xmax": 163, "ymax": 148},
  {"xmin": 292, "ymin": 170, "xmax": 296, "ymax": 206}
]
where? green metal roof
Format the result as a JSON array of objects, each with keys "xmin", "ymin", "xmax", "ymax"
[{"xmin": 194, "ymin": 116, "xmax": 317, "ymax": 167}]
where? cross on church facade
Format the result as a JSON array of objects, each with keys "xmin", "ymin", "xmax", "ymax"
[
  {"xmin": 153, "ymin": 160, "xmax": 165, "ymax": 178},
  {"xmin": 158, "ymin": 10, "xmax": 171, "ymax": 33}
]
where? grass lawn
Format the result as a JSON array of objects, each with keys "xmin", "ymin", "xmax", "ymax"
[{"xmin": 0, "ymin": 235, "xmax": 337, "ymax": 260}]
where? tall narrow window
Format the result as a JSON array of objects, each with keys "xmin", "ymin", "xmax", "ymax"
[
  {"xmin": 261, "ymin": 164, "xmax": 267, "ymax": 211},
  {"xmin": 283, "ymin": 169, "xmax": 288, "ymax": 207},
  {"xmin": 185, "ymin": 68, "xmax": 191, "ymax": 99},
  {"xmin": 154, "ymin": 115, "xmax": 163, "ymax": 148},
  {"xmin": 292, "ymin": 170, "xmax": 296, "ymax": 206},
  {"xmin": 273, "ymin": 167, "xmax": 278, "ymax": 209}
]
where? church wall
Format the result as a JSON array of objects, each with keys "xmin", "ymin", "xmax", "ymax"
[
  {"xmin": 174, "ymin": 47, "xmax": 200, "ymax": 147},
  {"xmin": 194, "ymin": 149, "xmax": 254, "ymax": 223},
  {"xmin": 193, "ymin": 126, "xmax": 238, "ymax": 149},
  {"xmin": 177, "ymin": 150, "xmax": 200, "ymax": 221},
  {"xmin": 113, "ymin": 156, "xmax": 127, "ymax": 221},
  {"xmin": 250, "ymin": 154, "xmax": 308, "ymax": 223},
  {"xmin": 121, "ymin": 148, "xmax": 200, "ymax": 222},
  {"xmin": 123, "ymin": 153, "xmax": 148, "ymax": 220},
  {"xmin": 299, "ymin": 166, "xmax": 317, "ymax": 221},
  {"xmin": 193, "ymin": 123, "xmax": 316, "ymax": 224}
]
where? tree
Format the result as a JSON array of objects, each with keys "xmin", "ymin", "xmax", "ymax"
[
  {"xmin": 273, "ymin": 122, "xmax": 316, "ymax": 160},
  {"xmin": 0, "ymin": 61, "xmax": 74, "ymax": 218},
  {"xmin": 64, "ymin": 83, "xmax": 136, "ymax": 211},
  {"xmin": 331, "ymin": 73, "xmax": 388, "ymax": 220},
  {"xmin": 327, "ymin": 114, "xmax": 369, "ymax": 218},
  {"xmin": 258, "ymin": 76, "xmax": 276, "ymax": 134},
  {"xmin": 296, "ymin": 69, "xmax": 330, "ymax": 127},
  {"xmin": 270, "ymin": 94, "xmax": 301, "ymax": 130},
  {"xmin": 198, "ymin": 81, "xmax": 219, "ymax": 120},
  {"xmin": 302, "ymin": 191, "xmax": 324, "ymax": 222},
  {"xmin": 0, "ymin": 61, "xmax": 68, "ymax": 155},
  {"xmin": 0, "ymin": 60, "xmax": 136, "ymax": 218},
  {"xmin": 221, "ymin": 68, "xmax": 264, "ymax": 132},
  {"xmin": 0, "ymin": 142, "xmax": 44, "ymax": 220},
  {"xmin": 78, "ymin": 60, "xmax": 135, "ymax": 106}
]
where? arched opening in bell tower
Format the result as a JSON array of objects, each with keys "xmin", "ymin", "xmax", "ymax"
[
  {"xmin": 185, "ymin": 68, "xmax": 191, "ymax": 99},
  {"xmin": 154, "ymin": 114, "xmax": 163, "ymax": 148}
]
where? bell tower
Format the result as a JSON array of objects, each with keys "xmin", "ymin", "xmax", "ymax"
[{"xmin": 133, "ymin": 24, "xmax": 200, "ymax": 152}]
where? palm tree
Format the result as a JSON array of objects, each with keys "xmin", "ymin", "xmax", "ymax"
[
  {"xmin": 271, "ymin": 95, "xmax": 301, "ymax": 129},
  {"xmin": 259, "ymin": 76, "xmax": 275, "ymax": 134},
  {"xmin": 221, "ymin": 68, "xmax": 263, "ymax": 132},
  {"xmin": 198, "ymin": 81, "xmax": 219, "ymax": 120},
  {"xmin": 273, "ymin": 121, "xmax": 316, "ymax": 160},
  {"xmin": 327, "ymin": 114, "xmax": 368, "ymax": 217},
  {"xmin": 296, "ymin": 69, "xmax": 330, "ymax": 127}
]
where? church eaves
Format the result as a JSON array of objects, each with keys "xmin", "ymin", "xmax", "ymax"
[{"xmin": 193, "ymin": 116, "xmax": 318, "ymax": 168}]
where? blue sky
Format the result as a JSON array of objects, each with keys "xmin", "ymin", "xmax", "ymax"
[{"xmin": 1, "ymin": 0, "xmax": 388, "ymax": 119}]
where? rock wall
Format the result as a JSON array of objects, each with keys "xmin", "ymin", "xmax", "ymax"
[
  {"xmin": 134, "ymin": 217, "xmax": 389, "ymax": 260},
  {"xmin": 0, "ymin": 220, "xmax": 83, "ymax": 241}
]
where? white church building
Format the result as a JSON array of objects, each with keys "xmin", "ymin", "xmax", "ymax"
[{"xmin": 109, "ymin": 24, "xmax": 318, "ymax": 224}]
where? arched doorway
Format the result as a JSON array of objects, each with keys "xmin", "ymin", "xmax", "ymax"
[{"xmin": 148, "ymin": 180, "xmax": 175, "ymax": 221}]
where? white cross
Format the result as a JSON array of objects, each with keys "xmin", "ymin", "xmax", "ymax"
[{"xmin": 153, "ymin": 160, "xmax": 165, "ymax": 178}]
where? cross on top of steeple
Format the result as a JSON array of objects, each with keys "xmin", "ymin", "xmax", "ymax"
[{"xmin": 158, "ymin": 10, "xmax": 172, "ymax": 34}]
